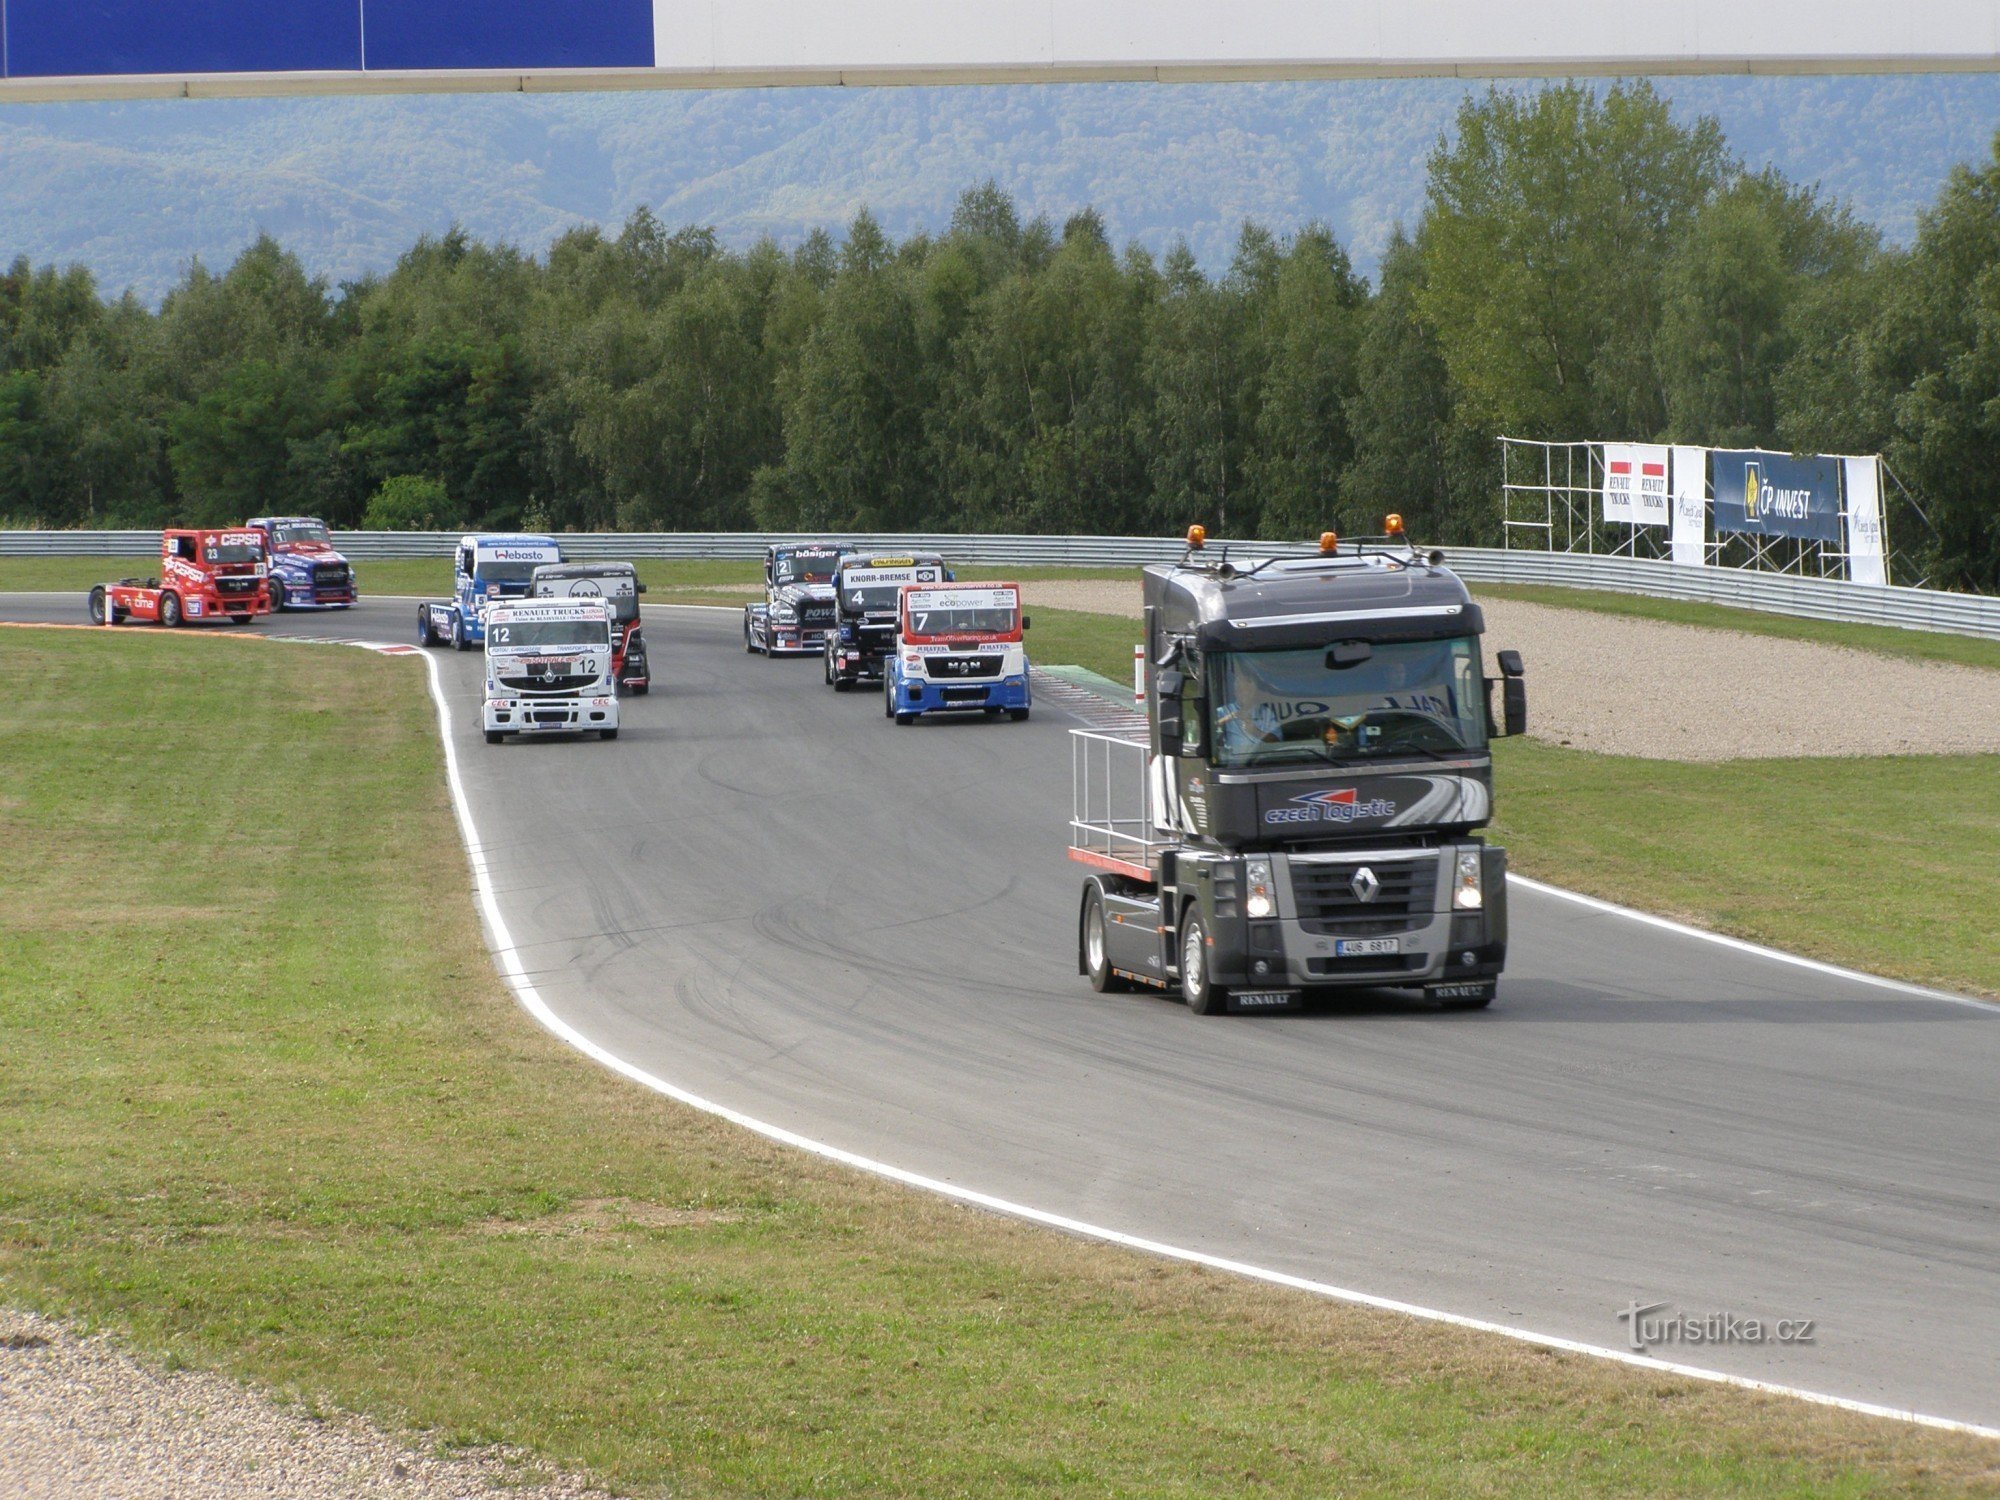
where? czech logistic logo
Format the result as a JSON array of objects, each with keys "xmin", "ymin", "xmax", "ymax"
[{"xmin": 1265, "ymin": 787, "xmax": 1397, "ymax": 826}]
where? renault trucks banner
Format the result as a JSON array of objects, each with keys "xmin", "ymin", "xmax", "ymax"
[
  {"xmin": 1601, "ymin": 443, "xmax": 1670, "ymax": 526},
  {"xmin": 1710, "ymin": 450, "xmax": 1842, "ymax": 543}
]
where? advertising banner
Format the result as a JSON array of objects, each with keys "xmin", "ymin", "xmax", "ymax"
[
  {"xmin": 1842, "ymin": 455, "xmax": 1888, "ymax": 587},
  {"xmin": 1711, "ymin": 449, "xmax": 1842, "ymax": 543},
  {"xmin": 1601, "ymin": 443, "xmax": 1670, "ymax": 526},
  {"xmin": 1670, "ymin": 446, "xmax": 1708, "ymax": 567}
]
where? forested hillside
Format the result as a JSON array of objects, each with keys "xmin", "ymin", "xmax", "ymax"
[
  {"xmin": 4, "ymin": 84, "xmax": 2000, "ymax": 589},
  {"xmin": 4, "ymin": 75, "xmax": 1999, "ymax": 303}
]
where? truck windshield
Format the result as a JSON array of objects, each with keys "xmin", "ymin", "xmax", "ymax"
[
  {"xmin": 210, "ymin": 544, "xmax": 262, "ymax": 563},
  {"xmin": 906, "ymin": 598, "xmax": 1018, "ymax": 635},
  {"xmin": 1209, "ymin": 637, "xmax": 1487, "ymax": 766},
  {"xmin": 489, "ymin": 620, "xmax": 609, "ymax": 648},
  {"xmin": 774, "ymin": 552, "xmax": 839, "ymax": 584},
  {"xmin": 536, "ymin": 580, "xmax": 637, "ymax": 622},
  {"xmin": 475, "ymin": 562, "xmax": 545, "ymax": 585},
  {"xmin": 270, "ymin": 523, "xmax": 329, "ymax": 546}
]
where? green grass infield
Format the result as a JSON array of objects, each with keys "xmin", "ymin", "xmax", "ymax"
[{"xmin": 4, "ymin": 625, "xmax": 1997, "ymax": 1493}]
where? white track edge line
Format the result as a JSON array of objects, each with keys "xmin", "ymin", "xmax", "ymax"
[
  {"xmin": 1512, "ymin": 875, "xmax": 1996, "ymax": 1011},
  {"xmin": 404, "ymin": 644, "xmax": 2000, "ymax": 1443}
]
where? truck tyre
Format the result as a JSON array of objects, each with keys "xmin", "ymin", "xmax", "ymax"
[
  {"xmin": 822, "ymin": 648, "xmax": 833, "ymax": 685},
  {"xmin": 633, "ymin": 682, "xmax": 649, "ymax": 696},
  {"xmin": 416, "ymin": 608, "xmax": 435, "ymax": 647},
  {"xmin": 228, "ymin": 614, "xmax": 251, "ymax": 625},
  {"xmin": 1437, "ymin": 989, "xmax": 1495, "ymax": 1011},
  {"xmin": 88, "ymin": 586, "xmax": 108, "ymax": 625},
  {"xmin": 744, "ymin": 613, "xmax": 757, "ymax": 653},
  {"xmin": 269, "ymin": 577, "xmax": 287, "ymax": 611},
  {"xmin": 1008, "ymin": 707, "xmax": 1030, "ymax": 722},
  {"xmin": 450, "ymin": 613, "xmax": 469, "ymax": 651},
  {"xmin": 484, "ymin": 730, "xmax": 504, "ymax": 745},
  {"xmin": 160, "ymin": 592, "xmax": 183, "ymax": 628},
  {"xmin": 1082, "ymin": 888, "xmax": 1134, "ymax": 993},
  {"xmin": 883, "ymin": 676, "xmax": 895, "ymax": 718},
  {"xmin": 601, "ymin": 728, "xmax": 619, "ymax": 741},
  {"xmin": 1180, "ymin": 911, "xmax": 1227, "ymax": 1016}
]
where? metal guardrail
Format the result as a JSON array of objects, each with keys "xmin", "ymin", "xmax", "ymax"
[{"xmin": 6, "ymin": 529, "xmax": 1999, "ymax": 642}]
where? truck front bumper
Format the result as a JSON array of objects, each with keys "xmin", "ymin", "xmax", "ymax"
[
  {"xmin": 895, "ymin": 673, "xmax": 1031, "ymax": 715},
  {"xmin": 484, "ymin": 696, "xmax": 619, "ymax": 736}
]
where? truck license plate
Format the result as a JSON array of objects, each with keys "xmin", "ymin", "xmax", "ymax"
[{"xmin": 1334, "ymin": 937, "xmax": 1400, "ymax": 957}]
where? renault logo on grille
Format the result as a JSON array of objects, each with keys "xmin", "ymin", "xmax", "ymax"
[{"xmin": 1350, "ymin": 867, "xmax": 1380, "ymax": 903}]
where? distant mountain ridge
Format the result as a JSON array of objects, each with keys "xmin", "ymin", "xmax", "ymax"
[{"xmin": 3, "ymin": 75, "xmax": 1997, "ymax": 302}]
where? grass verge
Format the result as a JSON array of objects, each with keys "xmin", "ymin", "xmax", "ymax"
[{"xmin": 4, "ymin": 626, "xmax": 1997, "ymax": 1495}]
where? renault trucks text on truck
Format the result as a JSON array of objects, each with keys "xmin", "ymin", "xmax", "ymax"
[
  {"xmin": 529, "ymin": 561, "xmax": 649, "ymax": 694},
  {"xmin": 481, "ymin": 597, "xmax": 620, "ymax": 744},
  {"xmin": 823, "ymin": 553, "xmax": 947, "ymax": 690},
  {"xmin": 89, "ymin": 529, "xmax": 271, "ymax": 627},
  {"xmin": 417, "ymin": 534, "xmax": 561, "ymax": 650},
  {"xmin": 247, "ymin": 516, "xmax": 356, "ymax": 609},
  {"xmin": 744, "ymin": 542, "xmax": 843, "ymax": 656},
  {"xmin": 885, "ymin": 582, "xmax": 1032, "ymax": 724},
  {"xmin": 1070, "ymin": 523, "xmax": 1527, "ymax": 1016}
]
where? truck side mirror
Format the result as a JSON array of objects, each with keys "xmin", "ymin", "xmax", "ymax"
[
  {"xmin": 636, "ymin": 581, "xmax": 648, "ymax": 594},
  {"xmin": 1503, "ymin": 677, "xmax": 1528, "ymax": 738},
  {"xmin": 1158, "ymin": 695, "xmax": 1184, "ymax": 756},
  {"xmin": 1020, "ymin": 615, "xmax": 1031, "ymax": 630}
]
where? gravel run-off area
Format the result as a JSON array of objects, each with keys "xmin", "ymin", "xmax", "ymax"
[
  {"xmin": 0, "ymin": 1310, "xmax": 604, "ymax": 1500},
  {"xmin": 1022, "ymin": 580, "xmax": 2000, "ymax": 761}
]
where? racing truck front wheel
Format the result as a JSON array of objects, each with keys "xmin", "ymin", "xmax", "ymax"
[
  {"xmin": 416, "ymin": 608, "xmax": 436, "ymax": 647},
  {"xmin": 159, "ymin": 592, "xmax": 183, "ymax": 628},
  {"xmin": 87, "ymin": 586, "xmax": 108, "ymax": 625},
  {"xmin": 1179, "ymin": 911, "xmax": 1227, "ymax": 1016}
]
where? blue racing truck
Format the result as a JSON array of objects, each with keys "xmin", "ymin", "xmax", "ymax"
[
  {"xmin": 416, "ymin": 533, "xmax": 562, "ymax": 651},
  {"xmin": 246, "ymin": 515, "xmax": 356, "ymax": 610},
  {"xmin": 885, "ymin": 580, "xmax": 1032, "ymax": 723}
]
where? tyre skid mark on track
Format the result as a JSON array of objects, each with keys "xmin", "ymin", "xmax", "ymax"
[{"xmin": 402, "ymin": 638, "xmax": 2000, "ymax": 1442}]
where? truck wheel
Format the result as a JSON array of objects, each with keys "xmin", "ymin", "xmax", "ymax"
[
  {"xmin": 484, "ymin": 730, "xmax": 504, "ymax": 745},
  {"xmin": 160, "ymin": 592, "xmax": 183, "ymax": 628},
  {"xmin": 633, "ymin": 682, "xmax": 649, "ymax": 696},
  {"xmin": 450, "ymin": 613, "xmax": 468, "ymax": 651},
  {"xmin": 1437, "ymin": 989, "xmax": 1495, "ymax": 1011},
  {"xmin": 88, "ymin": 586, "xmax": 108, "ymax": 625},
  {"xmin": 601, "ymin": 727, "xmax": 619, "ymax": 741},
  {"xmin": 269, "ymin": 578, "xmax": 287, "ymax": 611},
  {"xmin": 1008, "ymin": 707, "xmax": 1030, "ymax": 722},
  {"xmin": 1082, "ymin": 888, "xmax": 1134, "ymax": 994},
  {"xmin": 416, "ymin": 608, "xmax": 435, "ymax": 647},
  {"xmin": 228, "ymin": 614, "xmax": 251, "ymax": 625},
  {"xmin": 883, "ymin": 677, "xmax": 895, "ymax": 718},
  {"xmin": 1180, "ymin": 912, "xmax": 1227, "ymax": 1016}
]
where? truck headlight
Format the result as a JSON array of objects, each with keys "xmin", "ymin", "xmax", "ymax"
[
  {"xmin": 773, "ymin": 604, "xmax": 797, "ymax": 623},
  {"xmin": 1453, "ymin": 849, "xmax": 1484, "ymax": 910},
  {"xmin": 1245, "ymin": 857, "xmax": 1275, "ymax": 919}
]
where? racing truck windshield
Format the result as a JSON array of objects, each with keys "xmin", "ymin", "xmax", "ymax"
[
  {"xmin": 475, "ymin": 562, "xmax": 544, "ymax": 585},
  {"xmin": 209, "ymin": 544, "xmax": 262, "ymax": 563},
  {"xmin": 906, "ymin": 594, "xmax": 1018, "ymax": 636},
  {"xmin": 489, "ymin": 619, "xmax": 610, "ymax": 648},
  {"xmin": 1209, "ymin": 637, "xmax": 1487, "ymax": 767},
  {"xmin": 774, "ymin": 554, "xmax": 839, "ymax": 585},
  {"xmin": 270, "ymin": 523, "xmax": 330, "ymax": 546}
]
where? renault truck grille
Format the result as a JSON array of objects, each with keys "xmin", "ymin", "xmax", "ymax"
[{"xmin": 1291, "ymin": 858, "xmax": 1436, "ymax": 934}]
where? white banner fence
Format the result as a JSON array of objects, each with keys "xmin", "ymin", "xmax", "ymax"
[{"xmin": 6, "ymin": 529, "xmax": 1999, "ymax": 642}]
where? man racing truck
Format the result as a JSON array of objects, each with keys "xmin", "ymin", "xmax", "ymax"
[
  {"xmin": 482, "ymin": 596, "xmax": 620, "ymax": 744},
  {"xmin": 1069, "ymin": 522, "xmax": 1527, "ymax": 1016},
  {"xmin": 417, "ymin": 533, "xmax": 561, "ymax": 651},
  {"xmin": 247, "ymin": 515, "xmax": 356, "ymax": 609},
  {"xmin": 744, "ymin": 541, "xmax": 843, "ymax": 655},
  {"xmin": 885, "ymin": 581, "xmax": 1031, "ymax": 723},
  {"xmin": 530, "ymin": 560, "xmax": 650, "ymax": 694},
  {"xmin": 88, "ymin": 528, "xmax": 271, "ymax": 626},
  {"xmin": 823, "ymin": 552, "xmax": 947, "ymax": 690}
]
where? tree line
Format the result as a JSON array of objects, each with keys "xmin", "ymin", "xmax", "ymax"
[{"xmin": 3, "ymin": 82, "xmax": 1998, "ymax": 590}]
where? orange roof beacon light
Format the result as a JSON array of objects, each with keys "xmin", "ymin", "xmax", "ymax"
[
  {"xmin": 1384, "ymin": 512, "xmax": 1405, "ymax": 536},
  {"xmin": 1319, "ymin": 531, "xmax": 1339, "ymax": 554},
  {"xmin": 1185, "ymin": 524, "xmax": 1207, "ymax": 550}
]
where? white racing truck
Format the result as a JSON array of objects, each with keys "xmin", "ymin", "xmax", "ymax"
[{"xmin": 481, "ymin": 597, "xmax": 620, "ymax": 744}]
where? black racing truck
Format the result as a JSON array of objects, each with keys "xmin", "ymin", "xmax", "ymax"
[
  {"xmin": 822, "ymin": 552, "xmax": 947, "ymax": 690},
  {"xmin": 744, "ymin": 542, "xmax": 844, "ymax": 656},
  {"xmin": 1070, "ymin": 523, "xmax": 1527, "ymax": 1016}
]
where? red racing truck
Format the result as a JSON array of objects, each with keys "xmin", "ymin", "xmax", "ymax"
[{"xmin": 88, "ymin": 528, "xmax": 272, "ymax": 627}]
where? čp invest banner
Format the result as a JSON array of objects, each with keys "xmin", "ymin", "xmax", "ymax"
[{"xmin": 1711, "ymin": 450, "xmax": 1842, "ymax": 544}]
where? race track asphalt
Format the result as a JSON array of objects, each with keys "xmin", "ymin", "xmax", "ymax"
[{"xmin": 10, "ymin": 590, "xmax": 1999, "ymax": 1429}]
